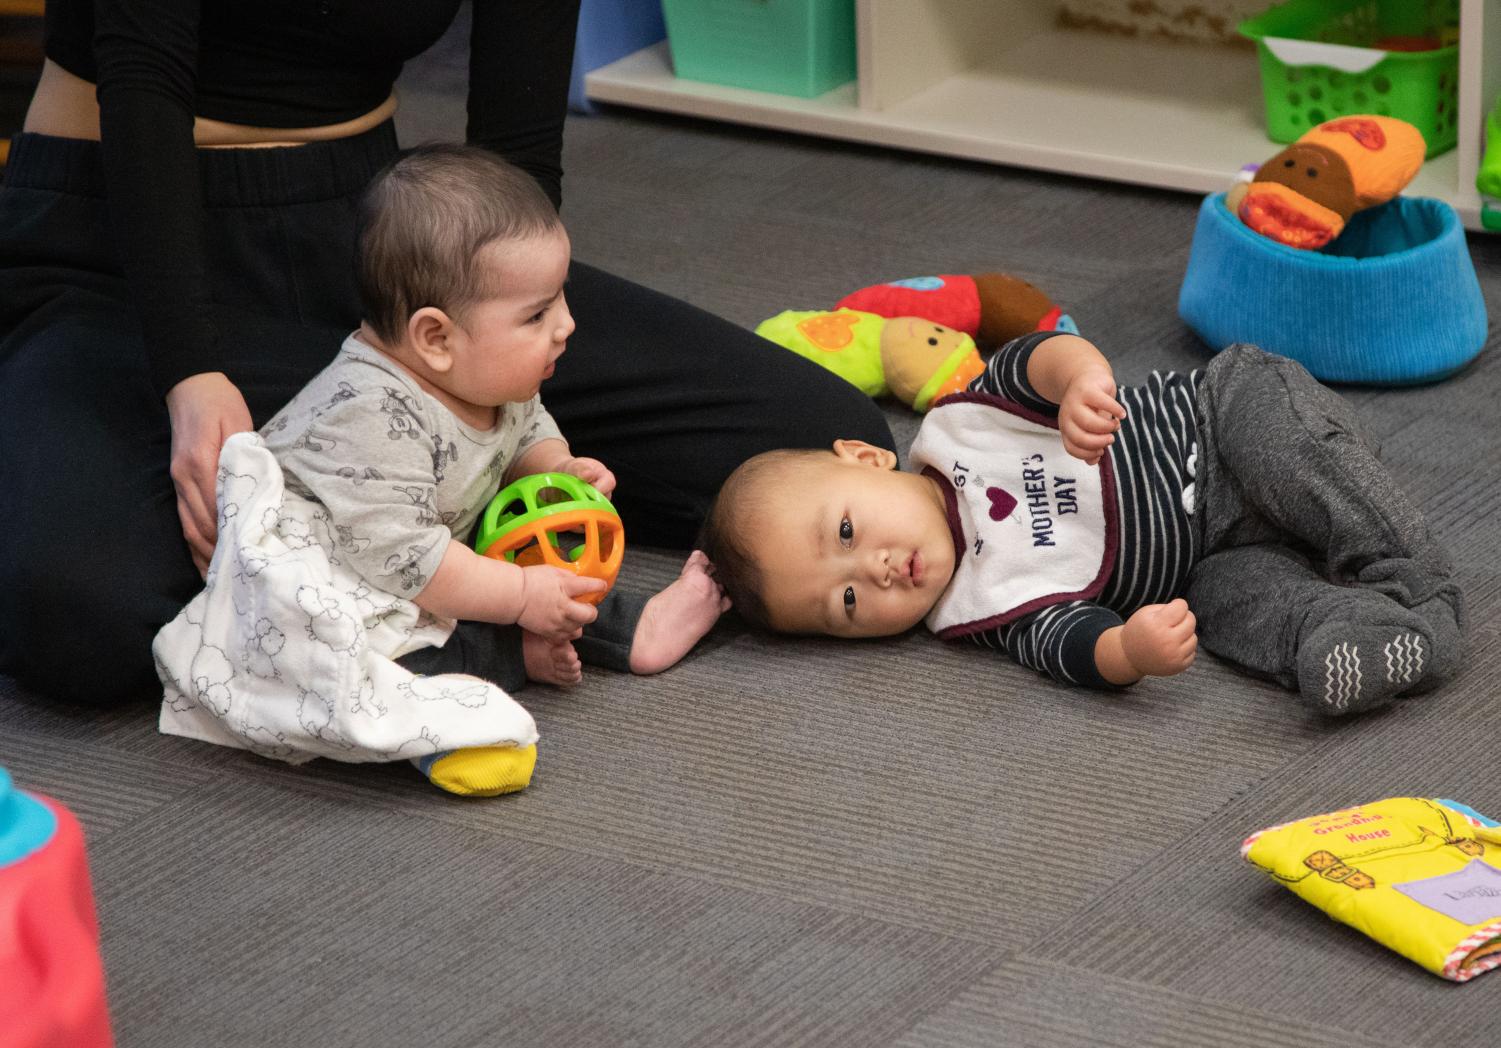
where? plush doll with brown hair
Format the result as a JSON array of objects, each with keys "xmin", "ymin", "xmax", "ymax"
[{"xmin": 754, "ymin": 309, "xmax": 983, "ymax": 413}]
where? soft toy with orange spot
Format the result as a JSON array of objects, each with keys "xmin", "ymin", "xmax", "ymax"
[
  {"xmin": 1228, "ymin": 115, "xmax": 1427, "ymax": 250},
  {"xmin": 755, "ymin": 272, "xmax": 1075, "ymax": 412},
  {"xmin": 754, "ymin": 308, "xmax": 984, "ymax": 413},
  {"xmin": 835, "ymin": 272, "xmax": 1071, "ymax": 349}
]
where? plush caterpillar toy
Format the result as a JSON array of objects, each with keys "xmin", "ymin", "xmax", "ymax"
[
  {"xmin": 833, "ymin": 272, "xmax": 1070, "ymax": 349},
  {"xmin": 756, "ymin": 272, "xmax": 1076, "ymax": 412},
  {"xmin": 1229, "ymin": 115, "xmax": 1426, "ymax": 250}
]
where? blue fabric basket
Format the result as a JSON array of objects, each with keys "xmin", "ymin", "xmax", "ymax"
[{"xmin": 1178, "ymin": 193, "xmax": 1487, "ymax": 385}]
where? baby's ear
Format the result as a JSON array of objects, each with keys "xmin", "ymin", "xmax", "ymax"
[
  {"xmin": 832, "ymin": 439, "xmax": 898, "ymax": 470},
  {"xmin": 407, "ymin": 307, "xmax": 456, "ymax": 372}
]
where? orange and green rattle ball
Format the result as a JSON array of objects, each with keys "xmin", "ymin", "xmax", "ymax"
[{"xmin": 474, "ymin": 473, "xmax": 624, "ymax": 606}]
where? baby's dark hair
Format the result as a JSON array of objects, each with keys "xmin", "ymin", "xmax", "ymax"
[
  {"xmin": 356, "ymin": 143, "xmax": 563, "ymax": 344},
  {"xmin": 699, "ymin": 447, "xmax": 831, "ymax": 633}
]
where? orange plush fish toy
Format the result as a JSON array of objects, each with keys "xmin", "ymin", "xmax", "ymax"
[{"xmin": 1228, "ymin": 115, "xmax": 1426, "ymax": 250}]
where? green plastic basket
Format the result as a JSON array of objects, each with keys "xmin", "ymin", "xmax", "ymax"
[
  {"xmin": 1238, "ymin": 0, "xmax": 1460, "ymax": 157},
  {"xmin": 661, "ymin": 0, "xmax": 856, "ymax": 99}
]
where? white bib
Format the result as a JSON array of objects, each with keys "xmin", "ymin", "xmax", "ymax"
[{"xmin": 909, "ymin": 393, "xmax": 1118, "ymax": 638}]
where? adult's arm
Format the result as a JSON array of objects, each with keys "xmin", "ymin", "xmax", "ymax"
[
  {"xmin": 93, "ymin": 0, "xmax": 226, "ymax": 398},
  {"xmin": 467, "ymin": 0, "xmax": 580, "ymax": 210},
  {"xmin": 94, "ymin": 1, "xmax": 253, "ymax": 573}
]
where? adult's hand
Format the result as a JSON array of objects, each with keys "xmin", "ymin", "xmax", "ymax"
[{"xmin": 165, "ymin": 372, "xmax": 254, "ymax": 576}]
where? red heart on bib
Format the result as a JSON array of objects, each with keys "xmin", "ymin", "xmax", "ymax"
[{"xmin": 986, "ymin": 486, "xmax": 1017, "ymax": 522}]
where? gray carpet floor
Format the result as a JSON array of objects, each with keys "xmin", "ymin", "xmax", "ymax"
[{"xmin": 4, "ymin": 21, "xmax": 1501, "ymax": 1048}]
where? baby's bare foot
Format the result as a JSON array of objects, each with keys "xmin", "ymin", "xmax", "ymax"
[
  {"xmin": 522, "ymin": 630, "xmax": 582, "ymax": 686},
  {"xmin": 629, "ymin": 551, "xmax": 731, "ymax": 675}
]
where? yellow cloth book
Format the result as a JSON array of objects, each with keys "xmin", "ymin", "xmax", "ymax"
[{"xmin": 1241, "ymin": 797, "xmax": 1501, "ymax": 982}]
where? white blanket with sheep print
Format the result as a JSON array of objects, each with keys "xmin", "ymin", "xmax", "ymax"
[{"xmin": 153, "ymin": 432, "xmax": 537, "ymax": 765}]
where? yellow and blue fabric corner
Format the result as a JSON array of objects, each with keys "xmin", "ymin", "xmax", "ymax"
[
  {"xmin": 1243, "ymin": 797, "xmax": 1501, "ymax": 981},
  {"xmin": 416, "ymin": 744, "xmax": 537, "ymax": 798}
]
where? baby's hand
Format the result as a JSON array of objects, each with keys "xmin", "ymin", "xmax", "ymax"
[
  {"xmin": 561, "ymin": 456, "xmax": 616, "ymax": 498},
  {"xmin": 1058, "ymin": 367, "xmax": 1125, "ymax": 466},
  {"xmin": 1121, "ymin": 598, "xmax": 1197, "ymax": 678},
  {"xmin": 517, "ymin": 565, "xmax": 604, "ymax": 641}
]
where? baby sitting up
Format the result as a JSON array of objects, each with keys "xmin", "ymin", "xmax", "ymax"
[
  {"xmin": 154, "ymin": 145, "xmax": 728, "ymax": 796},
  {"xmin": 701, "ymin": 331, "xmax": 1465, "ymax": 714}
]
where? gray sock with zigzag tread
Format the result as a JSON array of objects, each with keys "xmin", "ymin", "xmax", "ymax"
[{"xmin": 1296, "ymin": 601, "xmax": 1434, "ymax": 716}]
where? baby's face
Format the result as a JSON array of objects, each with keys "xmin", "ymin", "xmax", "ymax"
[
  {"xmin": 749, "ymin": 443, "xmax": 958, "ymax": 638},
  {"xmin": 446, "ymin": 227, "xmax": 575, "ymax": 408}
]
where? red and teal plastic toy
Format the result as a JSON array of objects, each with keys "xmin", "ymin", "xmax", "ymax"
[
  {"xmin": 474, "ymin": 473, "xmax": 624, "ymax": 606},
  {"xmin": 0, "ymin": 767, "xmax": 114, "ymax": 1047}
]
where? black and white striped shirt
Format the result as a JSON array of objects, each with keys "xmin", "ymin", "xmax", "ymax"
[{"xmin": 959, "ymin": 333, "xmax": 1202, "ymax": 688}]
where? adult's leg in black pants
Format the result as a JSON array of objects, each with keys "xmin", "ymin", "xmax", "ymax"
[
  {"xmin": 404, "ymin": 264, "xmax": 897, "ymax": 684},
  {"xmin": 0, "ymin": 317, "xmax": 189, "ymax": 706},
  {"xmin": 542, "ymin": 261, "xmax": 896, "ymax": 549},
  {"xmin": 406, "ymin": 267, "xmax": 847, "ymax": 684},
  {"xmin": 0, "ymin": 313, "xmax": 345, "ymax": 707}
]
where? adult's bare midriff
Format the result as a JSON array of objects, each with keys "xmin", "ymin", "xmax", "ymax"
[{"xmin": 22, "ymin": 58, "xmax": 397, "ymax": 147}]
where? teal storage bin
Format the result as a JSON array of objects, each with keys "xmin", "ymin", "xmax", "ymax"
[
  {"xmin": 661, "ymin": 0, "xmax": 856, "ymax": 98},
  {"xmin": 570, "ymin": 0, "xmax": 667, "ymax": 112}
]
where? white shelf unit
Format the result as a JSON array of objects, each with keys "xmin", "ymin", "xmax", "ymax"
[{"xmin": 586, "ymin": 0, "xmax": 1499, "ymax": 230}]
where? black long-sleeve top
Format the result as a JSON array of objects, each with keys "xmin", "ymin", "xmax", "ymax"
[
  {"xmin": 43, "ymin": 0, "xmax": 580, "ymax": 398},
  {"xmin": 962, "ymin": 333, "xmax": 1203, "ymax": 688}
]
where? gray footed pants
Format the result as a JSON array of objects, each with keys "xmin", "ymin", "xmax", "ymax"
[{"xmin": 1186, "ymin": 345, "xmax": 1465, "ymax": 715}]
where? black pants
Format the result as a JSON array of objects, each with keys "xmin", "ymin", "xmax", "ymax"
[{"xmin": 0, "ymin": 125, "xmax": 893, "ymax": 706}]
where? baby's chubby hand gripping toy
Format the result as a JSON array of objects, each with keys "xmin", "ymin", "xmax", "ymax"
[{"xmin": 474, "ymin": 473, "xmax": 624, "ymax": 605}]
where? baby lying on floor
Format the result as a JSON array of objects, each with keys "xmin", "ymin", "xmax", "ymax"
[{"xmin": 701, "ymin": 331, "xmax": 1465, "ymax": 714}]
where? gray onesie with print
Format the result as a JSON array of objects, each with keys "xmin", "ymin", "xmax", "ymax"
[
  {"xmin": 154, "ymin": 334, "xmax": 636, "ymax": 765},
  {"xmin": 262, "ymin": 335, "xmax": 564, "ymax": 595}
]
